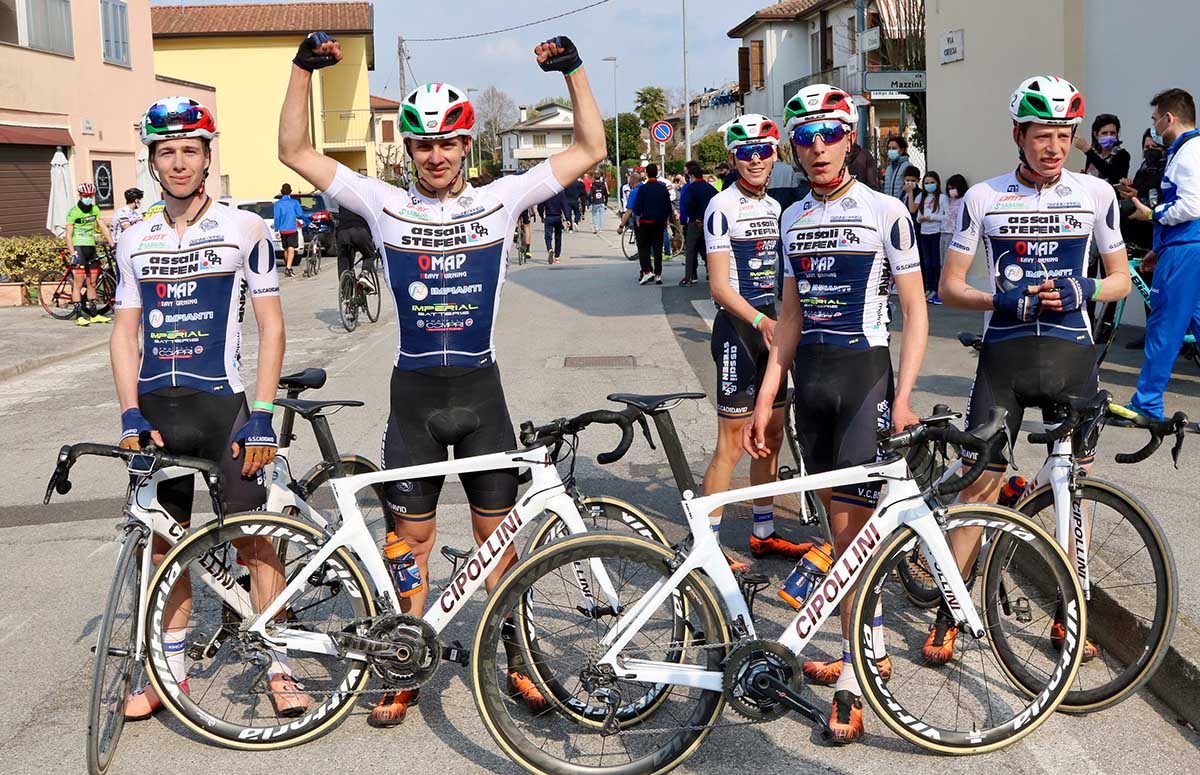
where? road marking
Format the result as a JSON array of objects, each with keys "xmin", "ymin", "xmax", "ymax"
[
  {"xmin": 0, "ymin": 616, "xmax": 30, "ymax": 645},
  {"xmin": 692, "ymin": 300, "xmax": 716, "ymax": 332},
  {"xmin": 88, "ymin": 541, "xmax": 118, "ymax": 559}
]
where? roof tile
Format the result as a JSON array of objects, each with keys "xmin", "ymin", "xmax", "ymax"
[{"xmin": 152, "ymin": 2, "xmax": 373, "ymax": 37}]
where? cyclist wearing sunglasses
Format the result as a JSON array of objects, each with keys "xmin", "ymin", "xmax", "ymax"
[
  {"xmin": 279, "ymin": 31, "xmax": 607, "ymax": 726},
  {"xmin": 110, "ymin": 96, "xmax": 300, "ymax": 719},
  {"xmin": 745, "ymin": 84, "xmax": 928, "ymax": 743},
  {"xmin": 937, "ymin": 76, "xmax": 1130, "ymax": 664},
  {"xmin": 698, "ymin": 114, "xmax": 807, "ymax": 567}
]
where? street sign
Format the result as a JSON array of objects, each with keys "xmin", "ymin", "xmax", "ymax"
[
  {"xmin": 651, "ymin": 120, "xmax": 673, "ymax": 143},
  {"xmin": 941, "ymin": 29, "xmax": 965, "ymax": 64},
  {"xmin": 863, "ymin": 70, "xmax": 926, "ymax": 93},
  {"xmin": 861, "ymin": 27, "xmax": 880, "ymax": 53}
]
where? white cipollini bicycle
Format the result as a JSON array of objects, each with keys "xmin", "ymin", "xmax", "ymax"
[
  {"xmin": 137, "ymin": 405, "xmax": 673, "ymax": 750},
  {"xmin": 906, "ymin": 385, "xmax": 1190, "ymax": 714},
  {"xmin": 469, "ymin": 408, "xmax": 1090, "ymax": 774}
]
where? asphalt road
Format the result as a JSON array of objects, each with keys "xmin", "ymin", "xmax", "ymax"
[{"xmin": 1, "ymin": 225, "xmax": 1198, "ymax": 774}]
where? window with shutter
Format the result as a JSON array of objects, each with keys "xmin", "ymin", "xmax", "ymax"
[
  {"xmin": 381, "ymin": 119, "xmax": 394, "ymax": 143},
  {"xmin": 26, "ymin": 0, "xmax": 73, "ymax": 56},
  {"xmin": 101, "ymin": 0, "xmax": 130, "ymax": 66},
  {"xmin": 737, "ymin": 46, "xmax": 750, "ymax": 93},
  {"xmin": 750, "ymin": 40, "xmax": 764, "ymax": 89}
]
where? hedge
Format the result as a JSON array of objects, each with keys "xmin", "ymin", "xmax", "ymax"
[{"xmin": 0, "ymin": 235, "xmax": 70, "ymax": 286}]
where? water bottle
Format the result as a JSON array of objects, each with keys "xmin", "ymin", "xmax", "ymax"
[
  {"xmin": 779, "ymin": 542, "xmax": 834, "ymax": 610},
  {"xmin": 997, "ymin": 475, "xmax": 1028, "ymax": 508},
  {"xmin": 384, "ymin": 532, "xmax": 423, "ymax": 598}
]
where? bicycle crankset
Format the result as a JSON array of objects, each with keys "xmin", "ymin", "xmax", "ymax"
[
  {"xmin": 335, "ymin": 613, "xmax": 441, "ymax": 689},
  {"xmin": 722, "ymin": 640, "xmax": 802, "ymax": 722}
]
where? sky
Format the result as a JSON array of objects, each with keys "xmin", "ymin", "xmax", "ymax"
[{"xmin": 153, "ymin": 0, "xmax": 771, "ymax": 115}]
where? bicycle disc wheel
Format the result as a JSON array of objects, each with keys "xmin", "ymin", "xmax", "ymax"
[
  {"xmin": 337, "ymin": 271, "xmax": 358, "ymax": 332},
  {"xmin": 472, "ymin": 533, "xmax": 727, "ymax": 775},
  {"xmin": 143, "ymin": 513, "xmax": 375, "ymax": 750},
  {"xmin": 87, "ymin": 531, "xmax": 145, "ymax": 775},
  {"xmin": 39, "ymin": 269, "xmax": 75, "ymax": 319},
  {"xmin": 94, "ymin": 272, "xmax": 117, "ymax": 315},
  {"xmin": 362, "ymin": 270, "xmax": 381, "ymax": 322},
  {"xmin": 850, "ymin": 504, "xmax": 1085, "ymax": 754},
  {"xmin": 1002, "ymin": 479, "xmax": 1177, "ymax": 711}
]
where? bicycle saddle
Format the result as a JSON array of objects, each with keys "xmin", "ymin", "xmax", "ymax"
[
  {"xmin": 275, "ymin": 397, "xmax": 363, "ymax": 419},
  {"xmin": 278, "ymin": 368, "xmax": 327, "ymax": 392},
  {"xmin": 607, "ymin": 392, "xmax": 705, "ymax": 414}
]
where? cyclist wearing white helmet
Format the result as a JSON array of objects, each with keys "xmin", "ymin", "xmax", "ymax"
[
  {"xmin": 110, "ymin": 96, "xmax": 295, "ymax": 719},
  {"xmin": 938, "ymin": 76, "xmax": 1130, "ymax": 664},
  {"xmin": 745, "ymin": 83, "xmax": 928, "ymax": 743},
  {"xmin": 279, "ymin": 31, "xmax": 607, "ymax": 727},
  {"xmin": 698, "ymin": 113, "xmax": 812, "ymax": 568}
]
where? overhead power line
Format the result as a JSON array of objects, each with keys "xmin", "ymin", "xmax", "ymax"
[{"xmin": 404, "ymin": 0, "xmax": 612, "ymax": 42}]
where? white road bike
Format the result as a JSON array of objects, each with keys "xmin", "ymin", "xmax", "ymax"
[{"xmin": 468, "ymin": 408, "xmax": 1089, "ymax": 774}]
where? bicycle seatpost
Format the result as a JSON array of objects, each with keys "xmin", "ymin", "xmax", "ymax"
[
  {"xmin": 278, "ymin": 388, "xmax": 303, "ymax": 445},
  {"xmin": 308, "ymin": 414, "xmax": 345, "ymax": 475},
  {"xmin": 650, "ymin": 411, "xmax": 699, "ymax": 495}
]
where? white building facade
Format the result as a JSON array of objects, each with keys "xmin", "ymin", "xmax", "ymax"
[{"xmin": 499, "ymin": 102, "xmax": 575, "ymax": 173}]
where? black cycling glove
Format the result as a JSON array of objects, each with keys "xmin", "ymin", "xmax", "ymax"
[
  {"xmin": 538, "ymin": 36, "xmax": 583, "ymax": 75},
  {"xmin": 294, "ymin": 31, "xmax": 339, "ymax": 72}
]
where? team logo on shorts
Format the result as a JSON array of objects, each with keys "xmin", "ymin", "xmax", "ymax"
[
  {"xmin": 147, "ymin": 309, "xmax": 164, "ymax": 328},
  {"xmin": 408, "ymin": 281, "xmax": 429, "ymax": 300}
]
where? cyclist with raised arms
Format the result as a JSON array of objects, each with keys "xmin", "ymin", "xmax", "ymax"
[
  {"xmin": 279, "ymin": 32, "xmax": 606, "ymax": 727},
  {"xmin": 111, "ymin": 97, "xmax": 300, "ymax": 719},
  {"xmin": 938, "ymin": 76, "xmax": 1130, "ymax": 663},
  {"xmin": 745, "ymin": 84, "xmax": 928, "ymax": 743},
  {"xmin": 700, "ymin": 114, "xmax": 809, "ymax": 567}
]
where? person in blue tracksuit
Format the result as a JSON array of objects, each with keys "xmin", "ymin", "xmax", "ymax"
[
  {"xmin": 273, "ymin": 183, "xmax": 310, "ymax": 277},
  {"xmin": 1129, "ymin": 88, "xmax": 1200, "ymax": 419}
]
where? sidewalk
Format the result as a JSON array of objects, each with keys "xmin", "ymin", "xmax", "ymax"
[{"xmin": 0, "ymin": 305, "xmax": 111, "ymax": 381}]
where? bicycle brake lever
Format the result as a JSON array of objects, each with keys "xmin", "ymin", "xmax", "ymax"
[{"xmin": 635, "ymin": 415, "xmax": 656, "ymax": 450}]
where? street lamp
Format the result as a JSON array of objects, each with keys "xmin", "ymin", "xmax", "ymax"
[
  {"xmin": 681, "ymin": 0, "xmax": 692, "ymax": 160},
  {"xmin": 602, "ymin": 56, "xmax": 618, "ymax": 184}
]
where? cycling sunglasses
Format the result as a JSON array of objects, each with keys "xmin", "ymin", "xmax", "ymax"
[
  {"xmin": 791, "ymin": 121, "xmax": 849, "ymax": 147},
  {"xmin": 147, "ymin": 100, "xmax": 202, "ymax": 128},
  {"xmin": 733, "ymin": 143, "xmax": 776, "ymax": 162}
]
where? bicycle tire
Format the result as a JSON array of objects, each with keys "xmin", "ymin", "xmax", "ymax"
[
  {"xmin": 472, "ymin": 532, "xmax": 727, "ymax": 775},
  {"xmin": 293, "ymin": 454, "xmax": 386, "ymax": 544},
  {"xmin": 338, "ymin": 271, "xmax": 358, "ymax": 332},
  {"xmin": 86, "ymin": 530, "xmax": 145, "ymax": 775},
  {"xmin": 896, "ymin": 546, "xmax": 943, "ymax": 608},
  {"xmin": 622, "ymin": 228, "xmax": 637, "ymax": 260},
  {"xmin": 143, "ymin": 512, "xmax": 375, "ymax": 750},
  {"xmin": 997, "ymin": 479, "xmax": 1177, "ymax": 712},
  {"xmin": 851, "ymin": 503, "xmax": 1084, "ymax": 754},
  {"xmin": 39, "ymin": 269, "xmax": 76, "ymax": 319},
  {"xmin": 94, "ymin": 271, "xmax": 117, "ymax": 316},
  {"xmin": 362, "ymin": 269, "xmax": 381, "ymax": 323}
]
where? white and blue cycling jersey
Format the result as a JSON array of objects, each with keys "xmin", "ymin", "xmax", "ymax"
[
  {"xmin": 1152, "ymin": 129, "xmax": 1200, "ymax": 250},
  {"xmin": 703, "ymin": 183, "xmax": 781, "ymax": 306},
  {"xmin": 324, "ymin": 162, "xmax": 563, "ymax": 370},
  {"xmin": 949, "ymin": 168, "xmax": 1124, "ymax": 344},
  {"xmin": 113, "ymin": 199, "xmax": 280, "ymax": 395},
  {"xmin": 780, "ymin": 179, "xmax": 920, "ymax": 349}
]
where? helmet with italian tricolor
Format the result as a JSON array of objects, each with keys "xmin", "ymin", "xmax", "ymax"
[
  {"xmin": 139, "ymin": 96, "xmax": 218, "ymax": 146},
  {"xmin": 722, "ymin": 114, "xmax": 780, "ymax": 150},
  {"xmin": 399, "ymin": 83, "xmax": 476, "ymax": 141},
  {"xmin": 783, "ymin": 84, "xmax": 857, "ymax": 132},
  {"xmin": 1009, "ymin": 76, "xmax": 1085, "ymax": 126}
]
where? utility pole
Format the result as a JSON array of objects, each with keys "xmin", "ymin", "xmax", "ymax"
[
  {"xmin": 681, "ymin": 0, "xmax": 692, "ymax": 160},
  {"xmin": 397, "ymin": 35, "xmax": 407, "ymax": 98},
  {"xmin": 855, "ymin": 0, "xmax": 868, "ymax": 149}
]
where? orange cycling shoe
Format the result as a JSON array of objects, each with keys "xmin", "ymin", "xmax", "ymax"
[
  {"xmin": 1051, "ymin": 621, "xmax": 1098, "ymax": 662},
  {"xmin": 749, "ymin": 533, "xmax": 812, "ymax": 560},
  {"xmin": 723, "ymin": 550, "xmax": 749, "ymax": 574},
  {"xmin": 802, "ymin": 656, "xmax": 892, "ymax": 686},
  {"xmin": 368, "ymin": 688, "xmax": 419, "ymax": 728},
  {"xmin": 123, "ymin": 679, "xmax": 189, "ymax": 721},
  {"xmin": 268, "ymin": 673, "xmax": 311, "ymax": 718},
  {"xmin": 828, "ymin": 690, "xmax": 864, "ymax": 744},
  {"xmin": 508, "ymin": 670, "xmax": 549, "ymax": 712},
  {"xmin": 922, "ymin": 615, "xmax": 958, "ymax": 665}
]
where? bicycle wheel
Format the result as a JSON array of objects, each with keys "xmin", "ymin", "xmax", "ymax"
[
  {"xmin": 337, "ymin": 271, "xmax": 358, "ymax": 332},
  {"xmin": 94, "ymin": 271, "xmax": 117, "ymax": 315},
  {"xmin": 294, "ymin": 454, "xmax": 387, "ymax": 546},
  {"xmin": 523, "ymin": 495, "xmax": 671, "ymax": 554},
  {"xmin": 472, "ymin": 533, "xmax": 727, "ymax": 775},
  {"xmin": 362, "ymin": 269, "xmax": 381, "ymax": 322},
  {"xmin": 622, "ymin": 228, "xmax": 637, "ymax": 260},
  {"xmin": 38, "ymin": 269, "xmax": 76, "ymax": 319},
  {"xmin": 143, "ymin": 512, "xmax": 375, "ymax": 749},
  {"xmin": 999, "ymin": 479, "xmax": 1177, "ymax": 712},
  {"xmin": 850, "ymin": 504, "xmax": 1085, "ymax": 754},
  {"xmin": 87, "ymin": 530, "xmax": 146, "ymax": 775}
]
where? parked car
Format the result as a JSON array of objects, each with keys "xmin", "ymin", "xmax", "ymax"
[
  {"xmin": 232, "ymin": 193, "xmax": 338, "ymax": 258},
  {"xmin": 233, "ymin": 199, "xmax": 304, "ymax": 257}
]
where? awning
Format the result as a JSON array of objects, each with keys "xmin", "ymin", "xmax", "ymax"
[{"xmin": 0, "ymin": 124, "xmax": 74, "ymax": 146}]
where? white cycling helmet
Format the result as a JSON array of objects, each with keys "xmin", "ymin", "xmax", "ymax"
[
  {"xmin": 400, "ymin": 83, "xmax": 476, "ymax": 140},
  {"xmin": 1009, "ymin": 76, "xmax": 1085, "ymax": 126},
  {"xmin": 784, "ymin": 84, "xmax": 857, "ymax": 131},
  {"xmin": 723, "ymin": 114, "xmax": 781, "ymax": 149}
]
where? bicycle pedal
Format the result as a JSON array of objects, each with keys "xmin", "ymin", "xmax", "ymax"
[{"xmin": 1011, "ymin": 597, "xmax": 1033, "ymax": 624}]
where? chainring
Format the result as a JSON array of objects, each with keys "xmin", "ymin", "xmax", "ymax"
[
  {"xmin": 365, "ymin": 613, "xmax": 441, "ymax": 689},
  {"xmin": 721, "ymin": 639, "xmax": 802, "ymax": 721}
]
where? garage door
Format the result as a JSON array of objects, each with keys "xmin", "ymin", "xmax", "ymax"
[{"xmin": 0, "ymin": 145, "xmax": 55, "ymax": 236}]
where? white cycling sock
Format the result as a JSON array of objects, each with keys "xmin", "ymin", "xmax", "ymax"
[
  {"xmin": 834, "ymin": 638, "xmax": 861, "ymax": 696},
  {"xmin": 708, "ymin": 512, "xmax": 722, "ymax": 533},
  {"xmin": 871, "ymin": 600, "xmax": 886, "ymax": 658},
  {"xmin": 269, "ymin": 646, "xmax": 292, "ymax": 677},
  {"xmin": 163, "ymin": 627, "xmax": 190, "ymax": 685},
  {"xmin": 752, "ymin": 504, "xmax": 774, "ymax": 539}
]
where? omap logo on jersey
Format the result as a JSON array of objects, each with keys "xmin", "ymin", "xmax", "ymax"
[{"xmin": 795, "ymin": 255, "xmax": 837, "ymax": 273}]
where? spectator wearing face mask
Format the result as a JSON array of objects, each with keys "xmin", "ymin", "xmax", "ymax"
[
  {"xmin": 941, "ymin": 173, "xmax": 969, "ymax": 277},
  {"xmin": 1076, "ymin": 113, "xmax": 1131, "ymax": 185},
  {"xmin": 882, "ymin": 134, "xmax": 911, "ymax": 199},
  {"xmin": 1119, "ymin": 129, "xmax": 1169, "ymax": 252},
  {"xmin": 908, "ymin": 170, "xmax": 947, "ymax": 303}
]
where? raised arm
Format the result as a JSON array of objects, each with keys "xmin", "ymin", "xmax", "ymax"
[
  {"xmin": 278, "ymin": 33, "xmax": 342, "ymax": 192},
  {"xmin": 533, "ymin": 37, "xmax": 607, "ymax": 188}
]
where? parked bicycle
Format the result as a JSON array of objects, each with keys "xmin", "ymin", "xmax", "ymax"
[
  {"xmin": 469, "ymin": 408, "xmax": 1089, "ymax": 773},
  {"xmin": 38, "ymin": 245, "xmax": 116, "ymax": 320}
]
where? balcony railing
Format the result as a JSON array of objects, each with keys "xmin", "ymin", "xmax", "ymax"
[
  {"xmin": 782, "ymin": 66, "xmax": 847, "ymax": 107},
  {"xmin": 320, "ymin": 109, "xmax": 373, "ymax": 149}
]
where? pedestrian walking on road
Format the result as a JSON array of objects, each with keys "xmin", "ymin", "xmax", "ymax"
[
  {"xmin": 565, "ymin": 176, "xmax": 586, "ymax": 228},
  {"xmin": 538, "ymin": 188, "xmax": 571, "ymax": 264},
  {"xmin": 588, "ymin": 174, "xmax": 608, "ymax": 231},
  {"xmin": 679, "ymin": 162, "xmax": 716, "ymax": 285},
  {"xmin": 273, "ymin": 183, "xmax": 309, "ymax": 277},
  {"xmin": 618, "ymin": 163, "xmax": 675, "ymax": 284},
  {"xmin": 882, "ymin": 135, "xmax": 911, "ymax": 199}
]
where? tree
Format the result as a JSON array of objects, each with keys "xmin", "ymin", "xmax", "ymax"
[
  {"xmin": 376, "ymin": 143, "xmax": 403, "ymax": 183},
  {"xmin": 604, "ymin": 113, "xmax": 642, "ymax": 168},
  {"xmin": 695, "ymin": 132, "xmax": 728, "ymax": 167},
  {"xmin": 664, "ymin": 86, "xmax": 686, "ymax": 114},
  {"xmin": 634, "ymin": 86, "xmax": 668, "ymax": 127},
  {"xmin": 474, "ymin": 86, "xmax": 517, "ymax": 165},
  {"xmin": 877, "ymin": 0, "xmax": 927, "ymax": 152},
  {"xmin": 534, "ymin": 95, "xmax": 572, "ymax": 110}
]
